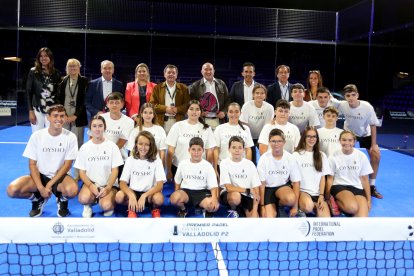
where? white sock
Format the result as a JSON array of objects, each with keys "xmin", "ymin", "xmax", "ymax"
[{"xmin": 369, "ymin": 179, "xmax": 376, "ymax": 186}]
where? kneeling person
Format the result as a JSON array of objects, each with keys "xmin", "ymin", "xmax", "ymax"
[{"xmin": 170, "ymin": 137, "xmax": 219, "ymax": 218}]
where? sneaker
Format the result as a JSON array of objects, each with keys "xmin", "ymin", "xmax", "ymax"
[
  {"xmin": 371, "ymin": 186, "xmax": 383, "ymax": 199},
  {"xmin": 29, "ymin": 197, "xmax": 47, "ymax": 217},
  {"xmin": 203, "ymin": 210, "xmax": 214, "ymax": 218},
  {"xmin": 227, "ymin": 210, "xmax": 239, "ymax": 218},
  {"xmin": 151, "ymin": 208, "xmax": 161, "ymax": 218},
  {"xmin": 57, "ymin": 198, "xmax": 70, "ymax": 217},
  {"xmin": 82, "ymin": 205, "xmax": 93, "ymax": 218},
  {"xmin": 277, "ymin": 206, "xmax": 289, "ymax": 218},
  {"xmin": 127, "ymin": 210, "xmax": 137, "ymax": 218},
  {"xmin": 177, "ymin": 208, "xmax": 187, "ymax": 218},
  {"xmin": 296, "ymin": 210, "xmax": 307, "ymax": 218},
  {"xmin": 103, "ymin": 210, "xmax": 114, "ymax": 217},
  {"xmin": 329, "ymin": 195, "xmax": 341, "ymax": 216}
]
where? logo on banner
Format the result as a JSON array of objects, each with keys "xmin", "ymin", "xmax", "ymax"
[
  {"xmin": 52, "ymin": 222, "xmax": 65, "ymax": 235},
  {"xmin": 298, "ymin": 220, "xmax": 342, "ymax": 238},
  {"xmin": 409, "ymin": 225, "xmax": 413, "ymax": 237},
  {"xmin": 298, "ymin": 221, "xmax": 311, "ymax": 237},
  {"xmin": 172, "ymin": 222, "xmax": 229, "ymax": 238}
]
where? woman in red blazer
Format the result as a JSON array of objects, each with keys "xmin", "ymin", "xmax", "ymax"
[{"xmin": 125, "ymin": 63, "xmax": 157, "ymax": 122}]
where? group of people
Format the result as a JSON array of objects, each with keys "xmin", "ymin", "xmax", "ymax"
[{"xmin": 6, "ymin": 47, "xmax": 382, "ymax": 219}]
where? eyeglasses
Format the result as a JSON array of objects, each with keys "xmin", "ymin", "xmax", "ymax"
[
  {"xmin": 306, "ymin": 135, "xmax": 317, "ymax": 139},
  {"xmin": 269, "ymin": 139, "xmax": 284, "ymax": 144}
]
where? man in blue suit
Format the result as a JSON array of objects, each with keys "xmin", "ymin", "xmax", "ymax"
[
  {"xmin": 266, "ymin": 65, "xmax": 292, "ymax": 109},
  {"xmin": 85, "ymin": 60, "xmax": 123, "ymax": 118},
  {"xmin": 229, "ymin": 62, "xmax": 262, "ymax": 107}
]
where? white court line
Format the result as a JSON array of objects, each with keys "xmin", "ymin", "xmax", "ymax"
[
  {"xmin": 212, "ymin": 242, "xmax": 229, "ymax": 276},
  {"xmin": 0, "ymin": 142, "xmax": 27, "ymax": 144}
]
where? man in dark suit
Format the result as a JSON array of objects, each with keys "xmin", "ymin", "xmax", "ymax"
[
  {"xmin": 266, "ymin": 65, "xmax": 292, "ymax": 109},
  {"xmin": 229, "ymin": 62, "xmax": 262, "ymax": 107},
  {"xmin": 85, "ymin": 60, "xmax": 123, "ymax": 118}
]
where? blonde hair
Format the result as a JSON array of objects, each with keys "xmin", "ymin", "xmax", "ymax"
[{"xmin": 65, "ymin": 58, "xmax": 81, "ymax": 75}]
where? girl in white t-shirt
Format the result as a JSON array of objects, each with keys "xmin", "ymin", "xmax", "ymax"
[
  {"xmin": 116, "ymin": 131, "xmax": 166, "ymax": 218},
  {"xmin": 219, "ymin": 136, "xmax": 261, "ymax": 218},
  {"xmin": 293, "ymin": 127, "xmax": 331, "ymax": 217},
  {"xmin": 166, "ymin": 100, "xmax": 216, "ymax": 180},
  {"xmin": 214, "ymin": 102, "xmax": 254, "ymax": 176},
  {"xmin": 126, "ymin": 103, "xmax": 167, "ymax": 163},
  {"xmin": 75, "ymin": 115, "xmax": 124, "ymax": 217},
  {"xmin": 327, "ymin": 130, "xmax": 373, "ymax": 217}
]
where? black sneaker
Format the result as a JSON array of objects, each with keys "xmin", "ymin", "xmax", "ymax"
[
  {"xmin": 177, "ymin": 208, "xmax": 187, "ymax": 218},
  {"xmin": 371, "ymin": 186, "xmax": 383, "ymax": 199},
  {"xmin": 29, "ymin": 198, "xmax": 47, "ymax": 217},
  {"xmin": 57, "ymin": 198, "xmax": 70, "ymax": 217}
]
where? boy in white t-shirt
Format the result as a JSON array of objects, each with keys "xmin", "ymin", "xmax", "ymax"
[
  {"xmin": 170, "ymin": 137, "xmax": 219, "ymax": 218},
  {"xmin": 258, "ymin": 99, "xmax": 300, "ymax": 154},
  {"xmin": 220, "ymin": 136, "xmax": 261, "ymax": 218},
  {"xmin": 317, "ymin": 106, "xmax": 343, "ymax": 158},
  {"xmin": 310, "ymin": 87, "xmax": 340, "ymax": 127},
  {"xmin": 289, "ymin": 83, "xmax": 320, "ymax": 133},
  {"xmin": 7, "ymin": 105, "xmax": 78, "ymax": 217}
]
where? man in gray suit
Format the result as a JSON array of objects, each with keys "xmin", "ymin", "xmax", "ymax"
[{"xmin": 229, "ymin": 62, "xmax": 262, "ymax": 107}]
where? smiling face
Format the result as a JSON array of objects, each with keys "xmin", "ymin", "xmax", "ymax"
[
  {"xmin": 39, "ymin": 51, "xmax": 51, "ymax": 68},
  {"xmin": 291, "ymin": 88, "xmax": 304, "ymax": 102},
  {"xmin": 201, "ymin": 63, "xmax": 215, "ymax": 82},
  {"xmin": 141, "ymin": 107, "xmax": 154, "ymax": 124},
  {"xmin": 242, "ymin": 65, "xmax": 255, "ymax": 83},
  {"xmin": 275, "ymin": 107, "xmax": 289, "ymax": 124},
  {"xmin": 276, "ymin": 66, "xmax": 290, "ymax": 84},
  {"xmin": 101, "ymin": 62, "xmax": 114, "ymax": 81},
  {"xmin": 136, "ymin": 135, "xmax": 151, "ymax": 159},
  {"xmin": 305, "ymin": 129, "xmax": 318, "ymax": 150},
  {"xmin": 309, "ymin": 73, "xmax": 319, "ymax": 88},
  {"xmin": 187, "ymin": 103, "xmax": 201, "ymax": 122},
  {"xmin": 253, "ymin": 87, "xmax": 266, "ymax": 103},
  {"xmin": 90, "ymin": 118, "xmax": 106, "ymax": 139},
  {"xmin": 227, "ymin": 104, "xmax": 241, "ymax": 124},
  {"xmin": 136, "ymin": 66, "xmax": 149, "ymax": 82},
  {"xmin": 317, "ymin": 92, "xmax": 330, "ymax": 108},
  {"xmin": 269, "ymin": 134, "xmax": 285, "ymax": 153},
  {"xmin": 47, "ymin": 110, "xmax": 66, "ymax": 131},
  {"xmin": 340, "ymin": 132, "xmax": 355, "ymax": 154}
]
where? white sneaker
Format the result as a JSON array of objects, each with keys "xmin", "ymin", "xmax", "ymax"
[
  {"xmin": 103, "ymin": 210, "xmax": 114, "ymax": 217},
  {"xmin": 82, "ymin": 205, "xmax": 92, "ymax": 218}
]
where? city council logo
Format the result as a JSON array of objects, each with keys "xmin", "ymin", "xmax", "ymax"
[{"xmin": 52, "ymin": 222, "xmax": 65, "ymax": 235}]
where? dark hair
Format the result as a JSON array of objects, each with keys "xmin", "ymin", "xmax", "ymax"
[
  {"xmin": 295, "ymin": 127, "xmax": 322, "ymax": 172},
  {"xmin": 275, "ymin": 99, "xmax": 290, "ymax": 110},
  {"xmin": 107, "ymin": 92, "xmax": 124, "ymax": 101},
  {"xmin": 132, "ymin": 131, "xmax": 158, "ymax": 162},
  {"xmin": 89, "ymin": 115, "xmax": 106, "ymax": 130},
  {"xmin": 188, "ymin": 100, "xmax": 209, "ymax": 129},
  {"xmin": 228, "ymin": 136, "xmax": 245, "ymax": 149},
  {"xmin": 269, "ymin": 128, "xmax": 285, "ymax": 142},
  {"xmin": 138, "ymin": 103, "xmax": 157, "ymax": 131},
  {"xmin": 242, "ymin": 62, "xmax": 255, "ymax": 71},
  {"xmin": 34, "ymin": 47, "xmax": 56, "ymax": 75},
  {"xmin": 189, "ymin": 137, "xmax": 204, "ymax": 148},
  {"xmin": 316, "ymin": 87, "xmax": 330, "ymax": 95},
  {"xmin": 343, "ymin": 84, "xmax": 358, "ymax": 95},
  {"xmin": 276, "ymin": 65, "xmax": 290, "ymax": 74},
  {"xmin": 47, "ymin": 104, "xmax": 66, "ymax": 115},
  {"xmin": 227, "ymin": 102, "xmax": 245, "ymax": 131},
  {"xmin": 291, "ymin": 83, "xmax": 305, "ymax": 91},
  {"xmin": 307, "ymin": 70, "xmax": 323, "ymax": 90},
  {"xmin": 164, "ymin": 64, "xmax": 178, "ymax": 74},
  {"xmin": 323, "ymin": 106, "xmax": 339, "ymax": 116}
]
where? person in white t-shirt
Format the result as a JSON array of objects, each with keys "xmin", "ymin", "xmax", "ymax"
[
  {"xmin": 309, "ymin": 87, "xmax": 340, "ymax": 127},
  {"xmin": 126, "ymin": 103, "xmax": 166, "ymax": 163},
  {"xmin": 257, "ymin": 129, "xmax": 301, "ymax": 218},
  {"xmin": 258, "ymin": 99, "xmax": 300, "ymax": 154},
  {"xmin": 240, "ymin": 84, "xmax": 274, "ymax": 165},
  {"xmin": 166, "ymin": 100, "xmax": 216, "ymax": 180},
  {"xmin": 101, "ymin": 92, "xmax": 135, "ymax": 176},
  {"xmin": 7, "ymin": 105, "xmax": 78, "ymax": 217},
  {"xmin": 214, "ymin": 102, "xmax": 254, "ymax": 176},
  {"xmin": 170, "ymin": 137, "xmax": 219, "ymax": 218},
  {"xmin": 292, "ymin": 127, "xmax": 331, "ymax": 217},
  {"xmin": 75, "ymin": 115, "xmax": 124, "ymax": 218},
  {"xmin": 116, "ymin": 131, "xmax": 166, "ymax": 218},
  {"xmin": 317, "ymin": 106, "xmax": 343, "ymax": 158},
  {"xmin": 338, "ymin": 84, "xmax": 382, "ymax": 199},
  {"xmin": 289, "ymin": 83, "xmax": 320, "ymax": 133},
  {"xmin": 219, "ymin": 136, "xmax": 261, "ymax": 218},
  {"xmin": 326, "ymin": 130, "xmax": 373, "ymax": 217}
]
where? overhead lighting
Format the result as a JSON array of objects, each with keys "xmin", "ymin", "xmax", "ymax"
[{"xmin": 3, "ymin": 57, "xmax": 22, "ymax": 62}]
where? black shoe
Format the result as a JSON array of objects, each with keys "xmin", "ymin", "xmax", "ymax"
[
  {"xmin": 177, "ymin": 208, "xmax": 187, "ymax": 218},
  {"xmin": 57, "ymin": 198, "xmax": 70, "ymax": 217},
  {"xmin": 277, "ymin": 206, "xmax": 289, "ymax": 218},
  {"xmin": 371, "ymin": 186, "xmax": 383, "ymax": 199},
  {"xmin": 29, "ymin": 198, "xmax": 47, "ymax": 217}
]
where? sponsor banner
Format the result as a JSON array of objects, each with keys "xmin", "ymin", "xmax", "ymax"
[
  {"xmin": 0, "ymin": 218, "xmax": 413, "ymax": 244},
  {"xmin": 0, "ymin": 100, "xmax": 17, "ymax": 108},
  {"xmin": 0, "ymin": 108, "xmax": 11, "ymax": 116},
  {"xmin": 389, "ymin": 110, "xmax": 414, "ymax": 120}
]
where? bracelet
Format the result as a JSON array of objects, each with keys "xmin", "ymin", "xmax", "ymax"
[
  {"xmin": 319, "ymin": 194, "xmax": 324, "ymax": 196},
  {"xmin": 259, "ymin": 204, "xmax": 264, "ymax": 207}
]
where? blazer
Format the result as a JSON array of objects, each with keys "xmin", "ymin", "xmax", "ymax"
[
  {"xmin": 125, "ymin": 81, "xmax": 157, "ymax": 118},
  {"xmin": 85, "ymin": 77, "xmax": 123, "ymax": 116},
  {"xmin": 150, "ymin": 82, "xmax": 189, "ymax": 126},
  {"xmin": 229, "ymin": 80, "xmax": 263, "ymax": 107},
  {"xmin": 26, "ymin": 67, "xmax": 61, "ymax": 112},
  {"xmin": 56, "ymin": 75, "xmax": 89, "ymax": 127},
  {"xmin": 266, "ymin": 81, "xmax": 292, "ymax": 109}
]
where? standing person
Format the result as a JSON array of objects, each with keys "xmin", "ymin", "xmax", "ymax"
[
  {"xmin": 166, "ymin": 100, "xmax": 216, "ymax": 180},
  {"xmin": 169, "ymin": 137, "xmax": 219, "ymax": 218},
  {"xmin": 116, "ymin": 131, "xmax": 166, "ymax": 218},
  {"xmin": 317, "ymin": 107, "xmax": 343, "ymax": 158},
  {"xmin": 126, "ymin": 103, "xmax": 167, "ymax": 163},
  {"xmin": 26, "ymin": 47, "xmax": 61, "ymax": 132},
  {"xmin": 258, "ymin": 99, "xmax": 301, "ymax": 154},
  {"xmin": 57, "ymin": 58, "xmax": 88, "ymax": 180},
  {"xmin": 309, "ymin": 87, "xmax": 340, "ymax": 127},
  {"xmin": 257, "ymin": 129, "xmax": 302, "ymax": 218},
  {"xmin": 125, "ymin": 63, "xmax": 157, "ymax": 123},
  {"xmin": 292, "ymin": 127, "xmax": 331, "ymax": 217},
  {"xmin": 75, "ymin": 115, "xmax": 123, "ymax": 218},
  {"xmin": 189, "ymin": 62, "xmax": 230, "ymax": 130},
  {"xmin": 289, "ymin": 83, "xmax": 320, "ymax": 133},
  {"xmin": 7, "ymin": 105, "xmax": 78, "ymax": 217},
  {"xmin": 219, "ymin": 136, "xmax": 261, "ymax": 218},
  {"xmin": 85, "ymin": 60, "xmax": 123, "ymax": 118},
  {"xmin": 326, "ymin": 130, "xmax": 373, "ymax": 217},
  {"xmin": 305, "ymin": 70, "xmax": 323, "ymax": 101},
  {"xmin": 267, "ymin": 65, "xmax": 292, "ymax": 109},
  {"xmin": 240, "ymin": 84, "xmax": 274, "ymax": 165},
  {"xmin": 150, "ymin": 64, "xmax": 189, "ymax": 134},
  {"xmin": 213, "ymin": 102, "xmax": 254, "ymax": 176},
  {"xmin": 229, "ymin": 62, "xmax": 262, "ymax": 107},
  {"xmin": 338, "ymin": 84, "xmax": 382, "ymax": 199}
]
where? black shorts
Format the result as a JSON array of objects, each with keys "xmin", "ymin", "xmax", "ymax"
[
  {"xmin": 40, "ymin": 173, "xmax": 68, "ymax": 196},
  {"xmin": 133, "ymin": 191, "xmax": 152, "ymax": 207},
  {"xmin": 264, "ymin": 183, "xmax": 292, "ymax": 205},
  {"xmin": 220, "ymin": 191, "xmax": 254, "ymax": 212},
  {"xmin": 181, "ymin": 188, "xmax": 212, "ymax": 208},
  {"xmin": 356, "ymin": 136, "xmax": 372, "ymax": 149},
  {"xmin": 80, "ymin": 183, "xmax": 119, "ymax": 203},
  {"xmin": 331, "ymin": 185, "xmax": 366, "ymax": 198}
]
